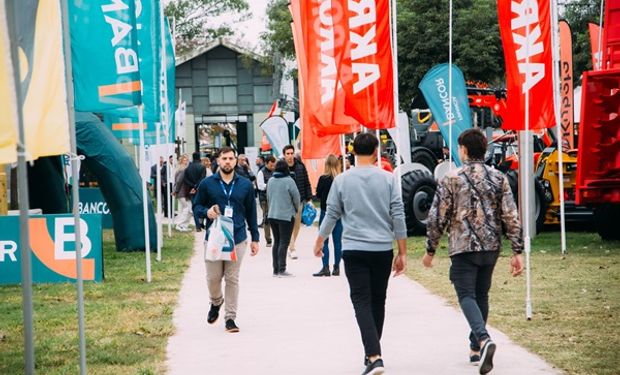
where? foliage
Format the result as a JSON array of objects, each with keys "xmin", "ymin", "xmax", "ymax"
[
  {"xmin": 560, "ymin": 0, "xmax": 603, "ymax": 85},
  {"xmin": 0, "ymin": 230, "xmax": 195, "ymax": 374},
  {"xmin": 164, "ymin": 0, "xmax": 250, "ymax": 55},
  {"xmin": 407, "ymin": 230, "xmax": 620, "ymax": 375},
  {"xmin": 261, "ymin": 0, "xmax": 295, "ymax": 60},
  {"xmin": 398, "ymin": 0, "xmax": 504, "ymax": 110}
]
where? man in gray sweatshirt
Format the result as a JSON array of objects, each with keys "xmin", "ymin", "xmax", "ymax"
[{"xmin": 314, "ymin": 132, "xmax": 408, "ymax": 375}]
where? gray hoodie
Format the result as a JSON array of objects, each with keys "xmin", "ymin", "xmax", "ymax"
[{"xmin": 267, "ymin": 173, "xmax": 301, "ymax": 221}]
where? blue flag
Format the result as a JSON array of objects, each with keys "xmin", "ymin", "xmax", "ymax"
[
  {"xmin": 419, "ymin": 64, "xmax": 472, "ymax": 166},
  {"xmin": 70, "ymin": 0, "xmax": 141, "ymax": 111}
]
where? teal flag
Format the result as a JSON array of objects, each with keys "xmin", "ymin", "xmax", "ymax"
[
  {"xmin": 419, "ymin": 64, "xmax": 473, "ymax": 166},
  {"xmin": 70, "ymin": 0, "xmax": 141, "ymax": 111}
]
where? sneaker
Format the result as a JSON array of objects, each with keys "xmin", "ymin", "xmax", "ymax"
[
  {"xmin": 362, "ymin": 358, "xmax": 385, "ymax": 375},
  {"xmin": 289, "ymin": 250, "xmax": 298, "ymax": 259},
  {"xmin": 470, "ymin": 353, "xmax": 481, "ymax": 366},
  {"xmin": 272, "ymin": 272, "xmax": 279, "ymax": 277},
  {"xmin": 278, "ymin": 271, "xmax": 295, "ymax": 278},
  {"xmin": 175, "ymin": 225, "xmax": 190, "ymax": 232},
  {"xmin": 206, "ymin": 303, "xmax": 221, "ymax": 324},
  {"xmin": 266, "ymin": 241, "xmax": 272, "ymax": 248},
  {"xmin": 479, "ymin": 339, "xmax": 496, "ymax": 374},
  {"xmin": 225, "ymin": 319, "xmax": 239, "ymax": 333},
  {"xmin": 332, "ymin": 265, "xmax": 340, "ymax": 276}
]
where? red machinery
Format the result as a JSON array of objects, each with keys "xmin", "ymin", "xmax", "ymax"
[{"xmin": 575, "ymin": 1, "xmax": 620, "ymax": 239}]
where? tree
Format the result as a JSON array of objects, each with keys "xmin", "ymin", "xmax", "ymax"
[
  {"xmin": 398, "ymin": 0, "xmax": 504, "ymax": 109},
  {"xmin": 561, "ymin": 0, "xmax": 602, "ymax": 85},
  {"xmin": 261, "ymin": 0, "xmax": 295, "ymax": 60},
  {"xmin": 164, "ymin": 0, "xmax": 250, "ymax": 55}
]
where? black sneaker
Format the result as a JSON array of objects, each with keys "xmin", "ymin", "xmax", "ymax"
[
  {"xmin": 362, "ymin": 358, "xmax": 384, "ymax": 375},
  {"xmin": 225, "ymin": 319, "xmax": 239, "ymax": 333},
  {"xmin": 479, "ymin": 339, "xmax": 496, "ymax": 374},
  {"xmin": 332, "ymin": 265, "xmax": 340, "ymax": 276},
  {"xmin": 206, "ymin": 303, "xmax": 221, "ymax": 324},
  {"xmin": 470, "ymin": 353, "xmax": 481, "ymax": 366}
]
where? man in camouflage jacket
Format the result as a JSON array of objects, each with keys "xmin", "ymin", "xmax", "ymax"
[{"xmin": 423, "ymin": 129, "xmax": 524, "ymax": 375}]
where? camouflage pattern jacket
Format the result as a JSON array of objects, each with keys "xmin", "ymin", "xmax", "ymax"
[{"xmin": 426, "ymin": 160, "xmax": 523, "ymax": 257}]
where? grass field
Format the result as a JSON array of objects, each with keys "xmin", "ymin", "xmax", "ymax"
[
  {"xmin": 0, "ymin": 230, "xmax": 195, "ymax": 375},
  {"xmin": 406, "ymin": 231, "xmax": 620, "ymax": 375}
]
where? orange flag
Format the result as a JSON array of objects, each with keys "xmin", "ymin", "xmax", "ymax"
[
  {"xmin": 559, "ymin": 20, "xmax": 575, "ymax": 149},
  {"xmin": 589, "ymin": 23, "xmax": 602, "ymax": 70},
  {"xmin": 497, "ymin": 0, "xmax": 556, "ymax": 130}
]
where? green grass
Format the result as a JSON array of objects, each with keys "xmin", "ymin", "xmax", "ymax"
[
  {"xmin": 406, "ymin": 231, "xmax": 620, "ymax": 375},
  {"xmin": 0, "ymin": 230, "xmax": 195, "ymax": 375}
]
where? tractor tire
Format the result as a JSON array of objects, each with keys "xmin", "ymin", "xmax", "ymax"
[
  {"xmin": 410, "ymin": 148, "xmax": 438, "ymax": 174},
  {"xmin": 594, "ymin": 204, "xmax": 620, "ymax": 241},
  {"xmin": 401, "ymin": 170, "xmax": 437, "ymax": 236},
  {"xmin": 505, "ymin": 170, "xmax": 547, "ymax": 234}
]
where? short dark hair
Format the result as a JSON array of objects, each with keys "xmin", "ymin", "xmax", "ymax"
[
  {"xmin": 353, "ymin": 132, "xmax": 379, "ymax": 156},
  {"xmin": 219, "ymin": 146, "xmax": 236, "ymax": 157},
  {"xmin": 265, "ymin": 155, "xmax": 277, "ymax": 164},
  {"xmin": 192, "ymin": 151, "xmax": 201, "ymax": 161},
  {"xmin": 458, "ymin": 129, "xmax": 487, "ymax": 160},
  {"xmin": 282, "ymin": 145, "xmax": 295, "ymax": 154},
  {"xmin": 274, "ymin": 159, "xmax": 290, "ymax": 175}
]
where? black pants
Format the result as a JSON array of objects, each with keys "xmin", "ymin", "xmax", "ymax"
[
  {"xmin": 343, "ymin": 250, "xmax": 393, "ymax": 357},
  {"xmin": 270, "ymin": 218, "xmax": 294, "ymax": 274},
  {"xmin": 449, "ymin": 251, "xmax": 499, "ymax": 351}
]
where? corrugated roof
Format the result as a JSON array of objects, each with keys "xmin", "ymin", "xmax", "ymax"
[{"xmin": 175, "ymin": 37, "xmax": 264, "ymax": 67}]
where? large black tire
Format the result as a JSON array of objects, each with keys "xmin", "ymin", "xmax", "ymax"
[
  {"xmin": 401, "ymin": 170, "xmax": 437, "ymax": 235},
  {"xmin": 505, "ymin": 170, "xmax": 547, "ymax": 234},
  {"xmin": 410, "ymin": 147, "xmax": 437, "ymax": 173},
  {"xmin": 594, "ymin": 204, "xmax": 620, "ymax": 241}
]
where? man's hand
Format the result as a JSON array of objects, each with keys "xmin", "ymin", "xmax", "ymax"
[
  {"xmin": 392, "ymin": 254, "xmax": 407, "ymax": 277},
  {"xmin": 207, "ymin": 205, "xmax": 220, "ymax": 220},
  {"xmin": 510, "ymin": 254, "xmax": 524, "ymax": 276},
  {"xmin": 313, "ymin": 236, "xmax": 325, "ymax": 257},
  {"xmin": 422, "ymin": 253, "xmax": 434, "ymax": 268},
  {"xmin": 250, "ymin": 242, "xmax": 259, "ymax": 256},
  {"xmin": 190, "ymin": 188, "xmax": 196, "ymax": 195}
]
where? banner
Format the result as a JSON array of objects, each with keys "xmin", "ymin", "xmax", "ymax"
[
  {"xmin": 333, "ymin": 0, "xmax": 395, "ymax": 130},
  {"xmin": 70, "ymin": 0, "xmax": 141, "ymax": 111},
  {"xmin": 78, "ymin": 188, "xmax": 113, "ymax": 229},
  {"xmin": 559, "ymin": 20, "xmax": 575, "ymax": 150},
  {"xmin": 589, "ymin": 23, "xmax": 602, "ymax": 70},
  {"xmin": 290, "ymin": 4, "xmax": 341, "ymax": 159},
  {"xmin": 386, "ymin": 113, "xmax": 412, "ymax": 165},
  {"xmin": 9, "ymin": 0, "xmax": 71, "ymax": 161},
  {"xmin": 419, "ymin": 64, "xmax": 472, "ymax": 166},
  {"xmin": 261, "ymin": 116, "xmax": 290, "ymax": 158},
  {"xmin": 497, "ymin": 0, "xmax": 555, "ymax": 131},
  {"xmin": 0, "ymin": 214, "xmax": 103, "ymax": 284},
  {"xmin": 0, "ymin": 0, "xmax": 18, "ymax": 164}
]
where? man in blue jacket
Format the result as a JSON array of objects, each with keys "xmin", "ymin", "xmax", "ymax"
[{"xmin": 194, "ymin": 146, "xmax": 260, "ymax": 333}]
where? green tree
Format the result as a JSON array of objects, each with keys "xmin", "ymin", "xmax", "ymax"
[
  {"xmin": 398, "ymin": 0, "xmax": 504, "ymax": 109},
  {"xmin": 561, "ymin": 0, "xmax": 602, "ymax": 84},
  {"xmin": 261, "ymin": 0, "xmax": 295, "ymax": 60},
  {"xmin": 164, "ymin": 0, "xmax": 249, "ymax": 55}
]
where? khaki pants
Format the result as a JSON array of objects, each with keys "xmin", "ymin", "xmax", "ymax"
[
  {"xmin": 259, "ymin": 199, "xmax": 272, "ymax": 243},
  {"xmin": 205, "ymin": 241, "xmax": 247, "ymax": 321},
  {"xmin": 289, "ymin": 209, "xmax": 302, "ymax": 251}
]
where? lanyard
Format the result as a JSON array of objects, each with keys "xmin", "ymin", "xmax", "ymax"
[{"xmin": 219, "ymin": 180, "xmax": 235, "ymax": 206}]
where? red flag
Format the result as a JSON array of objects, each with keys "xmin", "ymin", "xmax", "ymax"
[
  {"xmin": 290, "ymin": 1, "xmax": 342, "ymax": 158},
  {"xmin": 589, "ymin": 23, "xmax": 602, "ymax": 70},
  {"xmin": 497, "ymin": 0, "xmax": 555, "ymax": 130},
  {"xmin": 559, "ymin": 20, "xmax": 575, "ymax": 149},
  {"xmin": 333, "ymin": 0, "xmax": 395, "ymax": 129}
]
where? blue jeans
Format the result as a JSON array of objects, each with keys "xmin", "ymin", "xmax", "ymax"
[{"xmin": 318, "ymin": 210, "xmax": 342, "ymax": 267}]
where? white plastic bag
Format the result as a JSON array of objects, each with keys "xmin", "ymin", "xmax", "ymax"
[{"xmin": 204, "ymin": 216, "xmax": 237, "ymax": 261}]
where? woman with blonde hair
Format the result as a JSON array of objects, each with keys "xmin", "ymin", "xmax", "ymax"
[{"xmin": 313, "ymin": 154, "xmax": 343, "ymax": 277}]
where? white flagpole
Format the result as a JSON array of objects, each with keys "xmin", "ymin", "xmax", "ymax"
[
  {"xmin": 161, "ymin": 14, "xmax": 172, "ymax": 239},
  {"xmin": 524, "ymin": 14, "xmax": 533, "ymax": 321},
  {"xmin": 376, "ymin": 129, "xmax": 381, "ymax": 166},
  {"xmin": 59, "ymin": 0, "xmax": 87, "ymax": 372},
  {"xmin": 5, "ymin": 0, "xmax": 35, "ymax": 371},
  {"xmin": 598, "ymin": 0, "xmax": 605, "ymax": 70},
  {"xmin": 155, "ymin": 122, "xmax": 162, "ymax": 261},
  {"xmin": 551, "ymin": 1, "xmax": 567, "ymax": 255},
  {"xmin": 448, "ymin": 0, "xmax": 453, "ymax": 169},
  {"xmin": 391, "ymin": 0, "xmax": 402, "ymax": 188},
  {"xmin": 139, "ymin": 106, "xmax": 152, "ymax": 282}
]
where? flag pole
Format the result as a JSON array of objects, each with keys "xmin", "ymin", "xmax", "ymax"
[
  {"xmin": 5, "ymin": 0, "xmax": 35, "ymax": 371},
  {"xmin": 551, "ymin": 1, "xmax": 567, "ymax": 255},
  {"xmin": 139, "ymin": 105, "xmax": 152, "ymax": 282},
  {"xmin": 598, "ymin": 0, "xmax": 605, "ymax": 70},
  {"xmin": 391, "ymin": 0, "xmax": 402, "ymax": 187},
  {"xmin": 155, "ymin": 122, "xmax": 162, "ymax": 261},
  {"xmin": 59, "ymin": 0, "xmax": 87, "ymax": 372},
  {"xmin": 161, "ymin": 14, "xmax": 172, "ymax": 240},
  {"xmin": 448, "ymin": 0, "xmax": 453, "ymax": 169},
  {"xmin": 524, "ymin": 13, "xmax": 533, "ymax": 321}
]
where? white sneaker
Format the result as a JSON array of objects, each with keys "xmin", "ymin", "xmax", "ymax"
[
  {"xmin": 289, "ymin": 250, "xmax": 298, "ymax": 259},
  {"xmin": 175, "ymin": 225, "xmax": 190, "ymax": 232}
]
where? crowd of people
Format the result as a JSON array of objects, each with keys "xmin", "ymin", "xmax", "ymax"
[{"xmin": 155, "ymin": 129, "xmax": 524, "ymax": 375}]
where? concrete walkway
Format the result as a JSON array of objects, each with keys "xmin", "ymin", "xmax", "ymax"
[{"xmin": 166, "ymin": 224, "xmax": 562, "ymax": 375}]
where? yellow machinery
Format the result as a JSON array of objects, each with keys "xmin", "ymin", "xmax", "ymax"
[{"xmin": 535, "ymin": 148, "xmax": 580, "ymax": 225}]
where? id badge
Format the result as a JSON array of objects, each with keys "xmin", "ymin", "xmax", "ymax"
[{"xmin": 224, "ymin": 205, "xmax": 234, "ymax": 218}]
